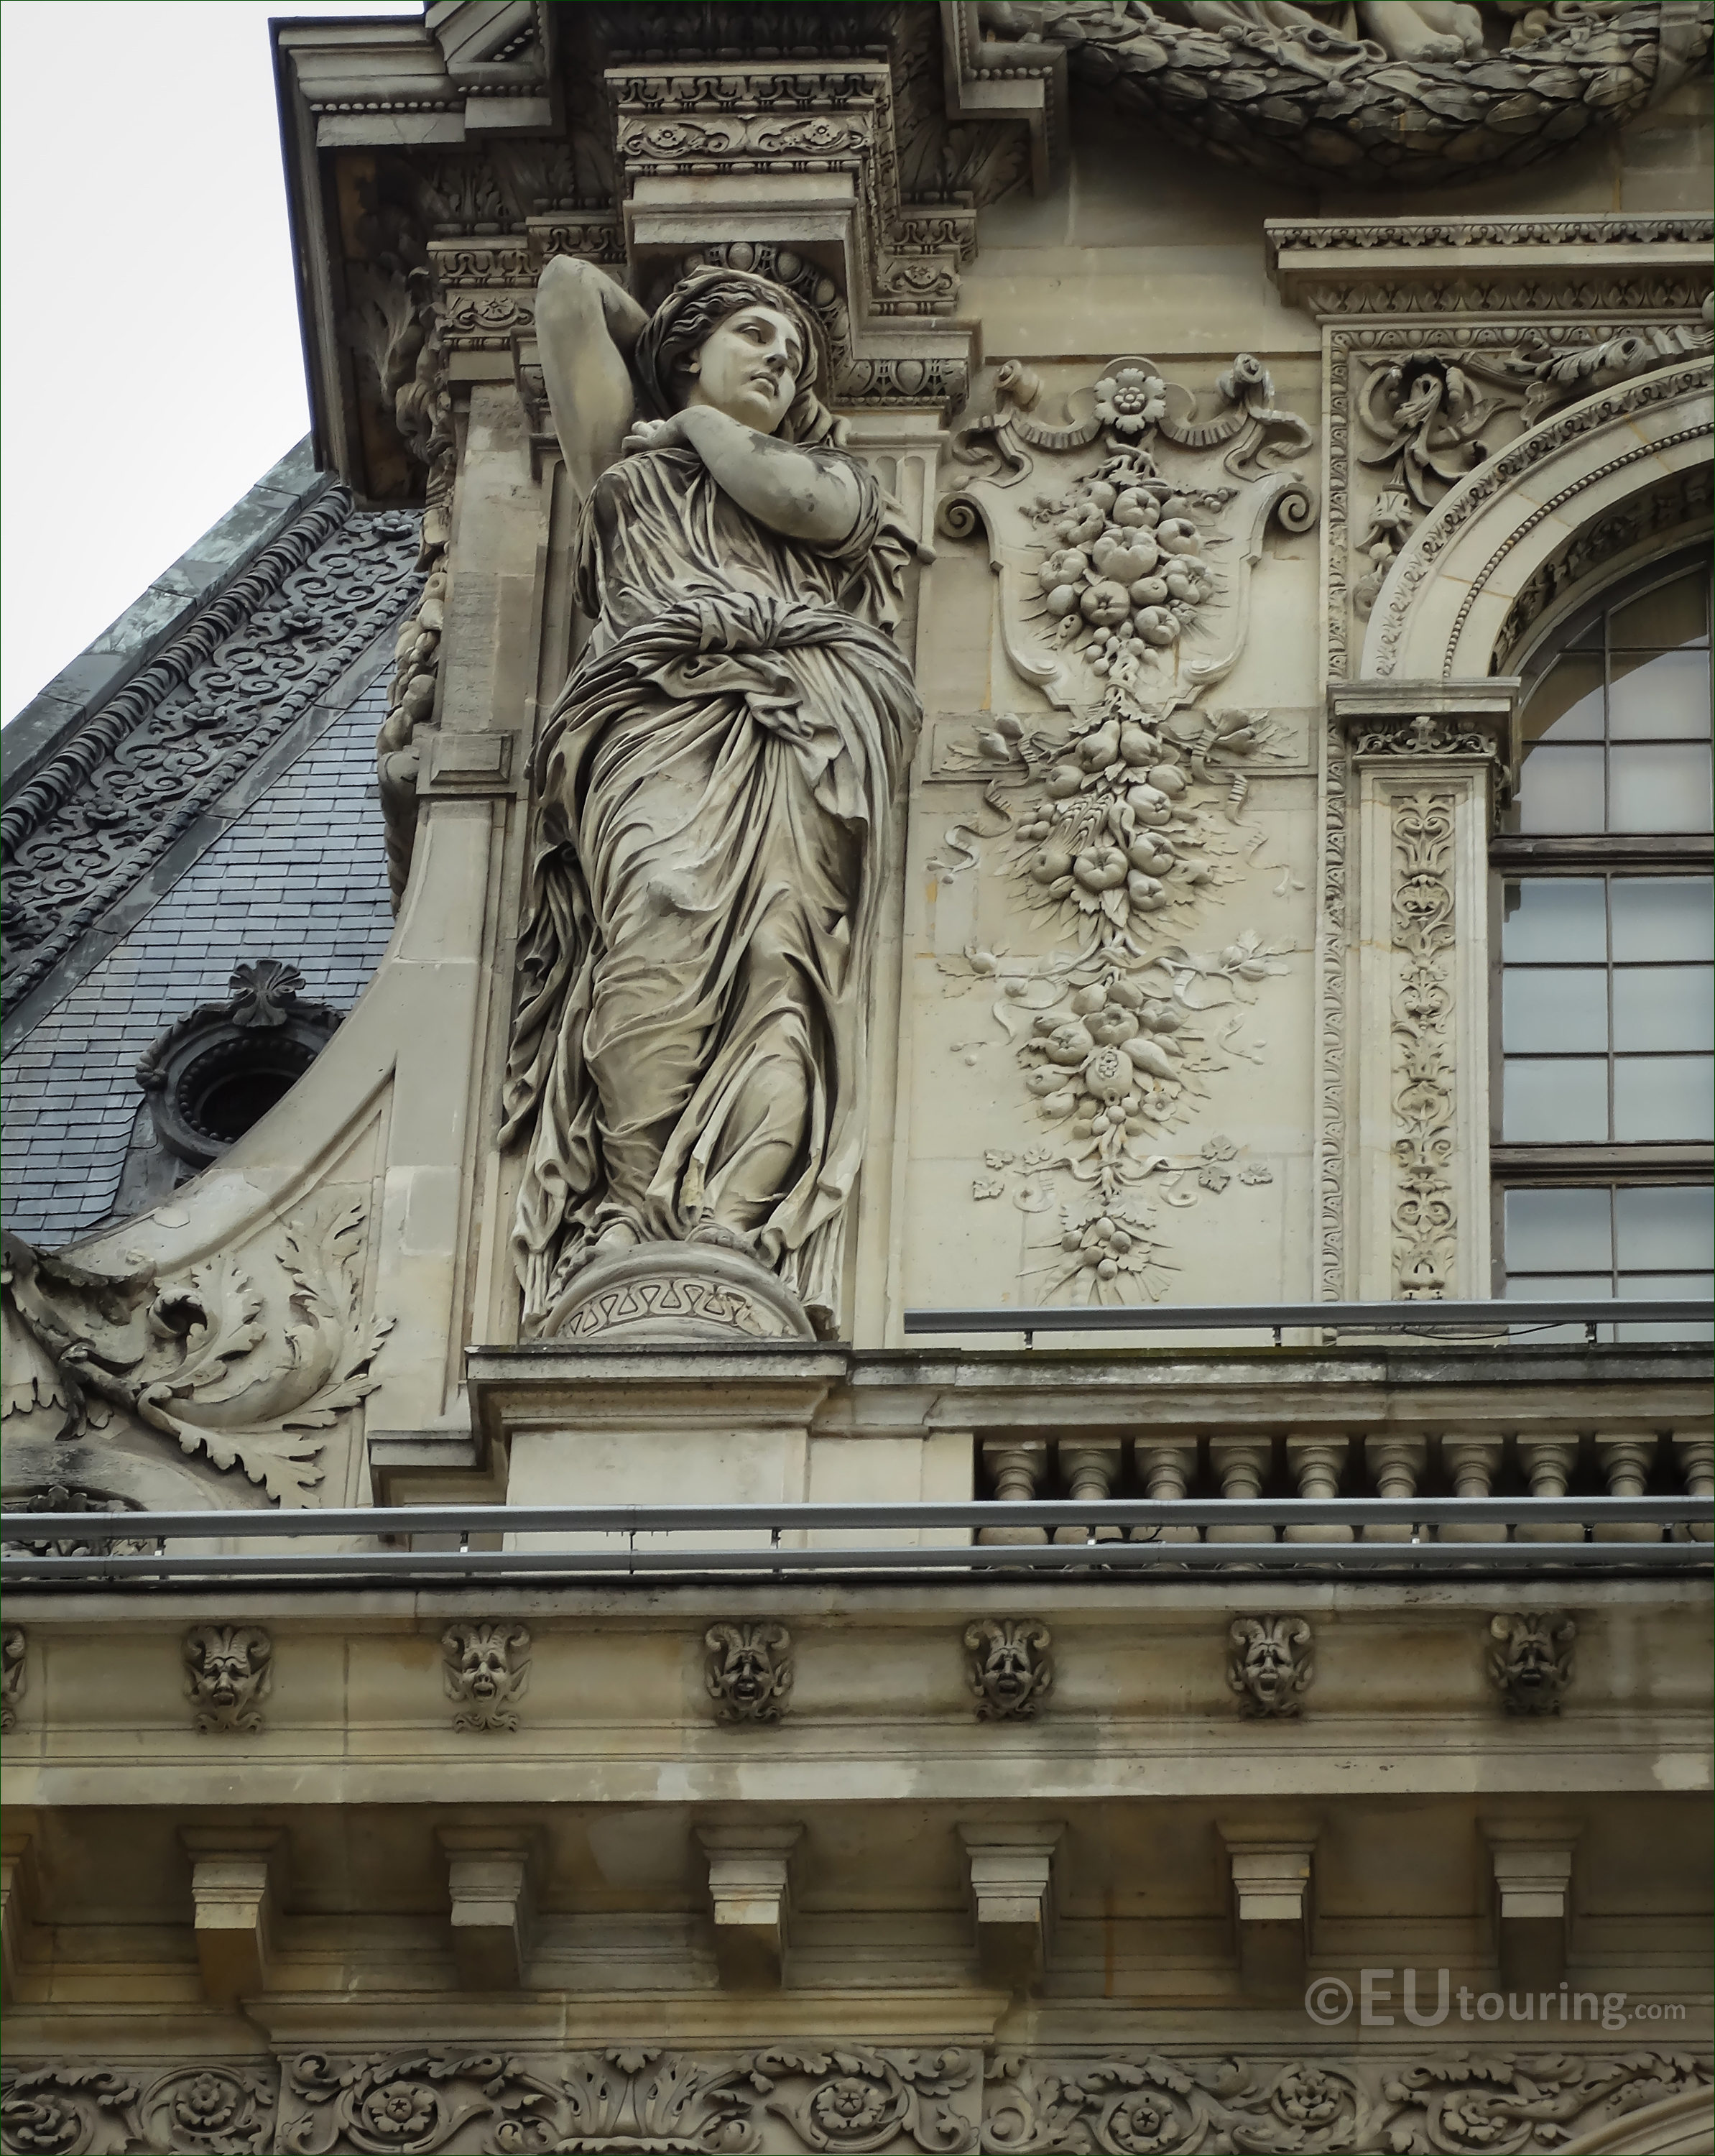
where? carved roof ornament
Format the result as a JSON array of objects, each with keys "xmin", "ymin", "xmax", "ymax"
[{"xmin": 961, "ymin": 1, "xmax": 1713, "ymax": 192}]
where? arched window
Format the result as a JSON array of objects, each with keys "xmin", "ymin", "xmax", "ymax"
[{"xmin": 1493, "ymin": 550, "xmax": 1712, "ymax": 1337}]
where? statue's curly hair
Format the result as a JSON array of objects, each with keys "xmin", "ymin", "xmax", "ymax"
[{"xmin": 633, "ymin": 268, "xmax": 841, "ymax": 446}]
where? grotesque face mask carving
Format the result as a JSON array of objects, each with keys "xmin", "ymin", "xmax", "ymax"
[
  {"xmin": 1489, "ymin": 1613, "xmax": 1575, "ymax": 1716},
  {"xmin": 683, "ymin": 304, "xmax": 803, "ymax": 434},
  {"xmin": 1227, "ymin": 1616, "xmax": 1312, "ymax": 1719},
  {"xmin": 965, "ymin": 1618, "xmax": 1053, "ymax": 1721},
  {"xmin": 183, "ymin": 1625, "xmax": 272, "ymax": 1735},
  {"xmin": 443, "ymin": 1622, "xmax": 531, "ymax": 1731},
  {"xmin": 705, "ymin": 1623, "xmax": 792, "ymax": 1723}
]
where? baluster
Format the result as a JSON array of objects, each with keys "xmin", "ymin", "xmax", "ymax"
[
  {"xmin": 1055, "ymin": 1441, "xmax": 1124, "ymax": 1544},
  {"xmin": 1594, "ymin": 1431, "xmax": 1659, "ymax": 1544},
  {"xmin": 1285, "ymin": 1432, "xmax": 1353, "ymax": 1544},
  {"xmin": 1362, "ymin": 1436, "xmax": 1425, "ymax": 1544},
  {"xmin": 978, "ymin": 1441, "xmax": 1049, "ymax": 1545},
  {"xmin": 1673, "ymin": 1430, "xmax": 1713, "ymax": 1544},
  {"xmin": 1437, "ymin": 1434, "xmax": 1507, "ymax": 1544},
  {"xmin": 1134, "ymin": 1439, "xmax": 1201, "ymax": 1545},
  {"xmin": 1516, "ymin": 1434, "xmax": 1582, "ymax": 1544},
  {"xmin": 1206, "ymin": 1439, "xmax": 1276, "ymax": 1545}
]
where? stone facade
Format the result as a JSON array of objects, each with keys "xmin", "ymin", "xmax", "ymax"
[{"xmin": 2, "ymin": 6, "xmax": 1711, "ymax": 2150}]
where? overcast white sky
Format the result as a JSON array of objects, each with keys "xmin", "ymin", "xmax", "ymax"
[{"xmin": 1, "ymin": 0, "xmax": 423, "ymax": 722}]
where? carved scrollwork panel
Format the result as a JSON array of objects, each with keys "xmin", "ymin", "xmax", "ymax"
[{"xmin": 1390, "ymin": 791, "xmax": 1460, "ymax": 1303}]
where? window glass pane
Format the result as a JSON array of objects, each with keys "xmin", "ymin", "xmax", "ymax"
[
  {"xmin": 1503, "ymin": 1057, "xmax": 1609, "ymax": 1142},
  {"xmin": 1613, "ymin": 1054, "xmax": 1715, "ymax": 1141},
  {"xmin": 1502, "ymin": 878, "xmax": 1607, "ymax": 963},
  {"xmin": 1609, "ymin": 744, "xmax": 1714, "ymax": 834},
  {"xmin": 1517, "ymin": 744, "xmax": 1604, "ymax": 834},
  {"xmin": 1614, "ymin": 1184, "xmax": 1715, "ymax": 1271},
  {"xmin": 1503, "ymin": 1275, "xmax": 1612, "ymax": 1342},
  {"xmin": 1609, "ymin": 649, "xmax": 1712, "ymax": 741},
  {"xmin": 1609, "ymin": 571, "xmax": 1709, "ymax": 650},
  {"xmin": 1612, "ymin": 964, "xmax": 1714, "ymax": 1051},
  {"xmin": 1503, "ymin": 967, "xmax": 1608, "ymax": 1051},
  {"xmin": 1505, "ymin": 1186, "xmax": 1613, "ymax": 1272},
  {"xmin": 1611, "ymin": 877, "xmax": 1714, "ymax": 963},
  {"xmin": 1614, "ymin": 1271, "xmax": 1714, "ymax": 1345},
  {"xmin": 1523, "ymin": 656, "xmax": 1605, "ymax": 744}
]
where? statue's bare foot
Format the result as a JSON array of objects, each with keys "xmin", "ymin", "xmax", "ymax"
[{"xmin": 592, "ymin": 1218, "xmax": 642, "ymax": 1256}]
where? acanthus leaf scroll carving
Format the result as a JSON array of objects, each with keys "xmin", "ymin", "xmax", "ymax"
[
  {"xmin": 1, "ymin": 2047, "xmax": 1707, "ymax": 2153},
  {"xmin": 1227, "ymin": 1615, "xmax": 1314, "ymax": 1719},
  {"xmin": 705, "ymin": 1621, "xmax": 794, "ymax": 1726},
  {"xmin": 1489, "ymin": 1611, "xmax": 1576, "ymax": 1716},
  {"xmin": 441, "ymin": 1620, "xmax": 531, "ymax": 1732},
  {"xmin": 966, "ymin": 1616, "xmax": 1053, "ymax": 1721},
  {"xmin": 934, "ymin": 353, "xmax": 1311, "ymax": 1304},
  {"xmin": 1390, "ymin": 791, "xmax": 1460, "ymax": 1302},
  {"xmin": 183, "ymin": 1623, "xmax": 272, "ymax": 1736},
  {"xmin": 1, "ymin": 1194, "xmax": 392, "ymax": 1506}
]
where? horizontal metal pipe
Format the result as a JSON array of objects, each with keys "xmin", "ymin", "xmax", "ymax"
[
  {"xmin": 902, "ymin": 1298, "xmax": 1714, "ymax": 1334},
  {"xmin": 1, "ymin": 1497, "xmax": 1707, "ymax": 1542},
  {"xmin": 4, "ymin": 1539, "xmax": 1708, "ymax": 1583}
]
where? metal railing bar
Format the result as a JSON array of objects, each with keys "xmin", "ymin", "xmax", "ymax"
[
  {"xmin": 4, "ymin": 1540, "xmax": 1708, "ymax": 1582},
  {"xmin": 1, "ymin": 1497, "xmax": 1708, "ymax": 1542},
  {"xmin": 902, "ymin": 1298, "xmax": 1714, "ymax": 1335}
]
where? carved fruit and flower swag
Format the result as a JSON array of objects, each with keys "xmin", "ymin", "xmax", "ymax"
[
  {"xmin": 1, "ymin": 1195, "xmax": 389, "ymax": 1506},
  {"xmin": 936, "ymin": 354, "xmax": 1312, "ymax": 1303},
  {"xmin": 1, "ymin": 2045, "xmax": 1707, "ymax": 2155}
]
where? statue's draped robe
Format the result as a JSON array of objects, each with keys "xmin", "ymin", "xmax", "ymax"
[{"xmin": 501, "ymin": 443, "xmax": 919, "ymax": 1332}]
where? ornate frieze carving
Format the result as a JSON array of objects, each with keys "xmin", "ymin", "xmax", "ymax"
[
  {"xmin": 966, "ymin": 1616, "xmax": 1053, "ymax": 1720},
  {"xmin": 1, "ymin": 1195, "xmax": 391, "ymax": 1506},
  {"xmin": 183, "ymin": 1624, "xmax": 272, "ymax": 1735},
  {"xmin": 1227, "ymin": 1615, "xmax": 1313, "ymax": 1719},
  {"xmin": 969, "ymin": 1, "xmax": 1711, "ymax": 193},
  {"xmin": 932, "ymin": 354, "xmax": 1311, "ymax": 1305},
  {"xmin": 1, "ymin": 499, "xmax": 420, "ymax": 1015},
  {"xmin": 1, "ymin": 2047, "xmax": 1704, "ymax": 2154},
  {"xmin": 441, "ymin": 1620, "xmax": 531, "ymax": 1731},
  {"xmin": 1489, "ymin": 1611, "xmax": 1577, "ymax": 1716},
  {"xmin": 706, "ymin": 1621, "xmax": 795, "ymax": 1726},
  {"xmin": 0, "ymin": 1626, "xmax": 23, "ymax": 1733},
  {"xmin": 1389, "ymin": 791, "xmax": 1459, "ymax": 1303}
]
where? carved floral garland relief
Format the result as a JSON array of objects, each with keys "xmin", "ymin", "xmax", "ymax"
[
  {"xmin": 0, "ymin": 2045, "xmax": 1706, "ymax": 2155},
  {"xmin": 933, "ymin": 355, "xmax": 1314, "ymax": 1305}
]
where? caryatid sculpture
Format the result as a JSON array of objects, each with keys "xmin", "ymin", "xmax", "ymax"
[{"xmin": 500, "ymin": 259, "xmax": 921, "ymax": 1340}]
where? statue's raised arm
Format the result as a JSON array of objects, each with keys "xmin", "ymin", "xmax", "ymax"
[
  {"xmin": 501, "ymin": 265, "xmax": 921, "ymax": 1344},
  {"xmin": 534, "ymin": 255, "xmax": 648, "ymax": 507}
]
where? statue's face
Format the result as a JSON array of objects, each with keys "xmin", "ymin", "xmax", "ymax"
[
  {"xmin": 984, "ymin": 1642, "xmax": 1031, "ymax": 1702},
  {"xmin": 204, "ymin": 1647, "xmax": 254, "ymax": 1704},
  {"xmin": 462, "ymin": 1639, "xmax": 510, "ymax": 1699},
  {"xmin": 686, "ymin": 304, "xmax": 803, "ymax": 433},
  {"xmin": 727, "ymin": 1646, "xmax": 770, "ymax": 1704}
]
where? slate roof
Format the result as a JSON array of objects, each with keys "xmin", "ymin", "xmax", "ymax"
[{"xmin": 1, "ymin": 444, "xmax": 420, "ymax": 1248}]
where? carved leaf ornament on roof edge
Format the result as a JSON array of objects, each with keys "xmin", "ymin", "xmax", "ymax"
[
  {"xmin": 933, "ymin": 354, "xmax": 1312, "ymax": 1307},
  {"xmin": 976, "ymin": 0, "xmax": 1713, "ymax": 190},
  {"xmin": 0, "ymin": 2045, "xmax": 1706, "ymax": 2153}
]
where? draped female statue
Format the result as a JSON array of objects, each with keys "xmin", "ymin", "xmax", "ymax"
[{"xmin": 499, "ymin": 259, "xmax": 920, "ymax": 1340}]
